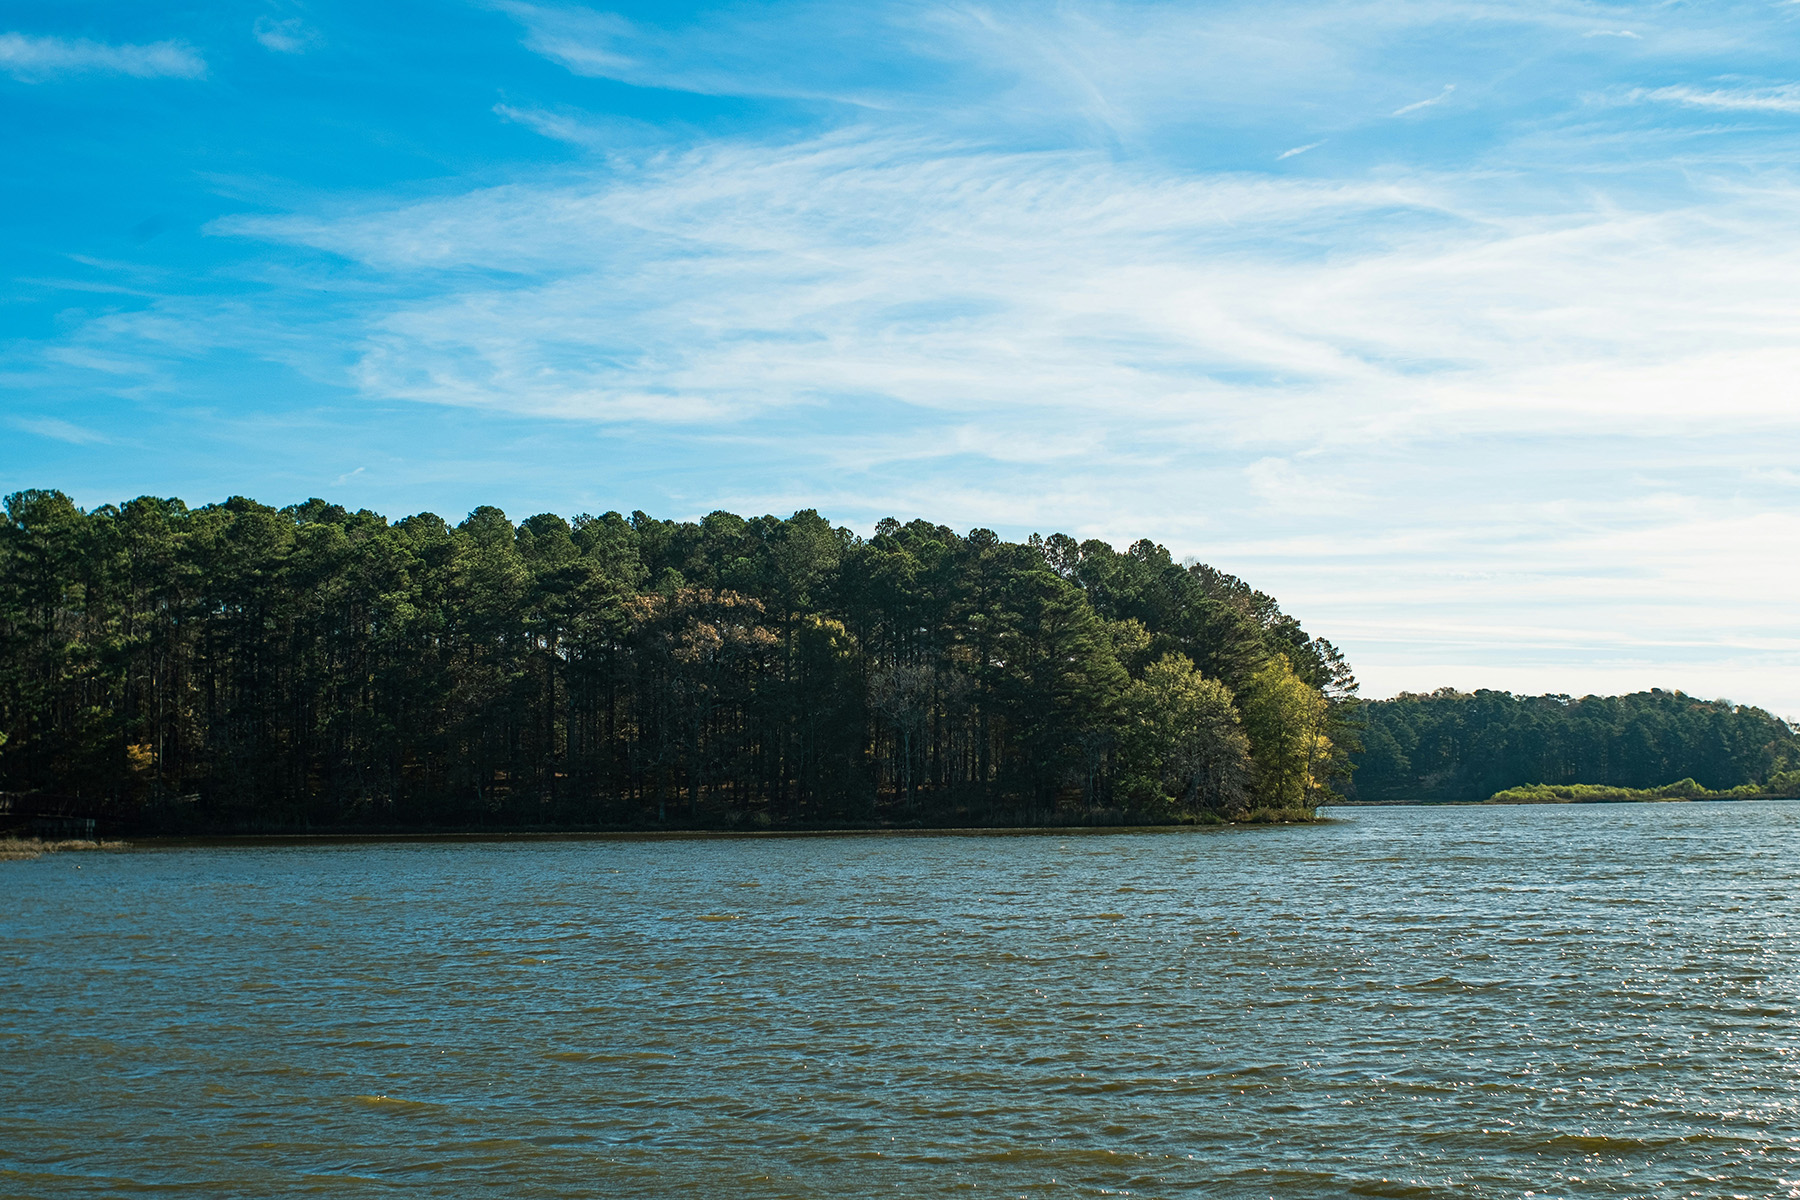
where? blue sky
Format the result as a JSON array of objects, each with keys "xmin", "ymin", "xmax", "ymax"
[{"xmin": 5, "ymin": 0, "xmax": 1800, "ymax": 713}]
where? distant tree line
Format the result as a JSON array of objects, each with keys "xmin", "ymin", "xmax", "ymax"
[
  {"xmin": 1351, "ymin": 688, "xmax": 1798, "ymax": 803},
  {"xmin": 0, "ymin": 490, "xmax": 1358, "ymax": 832}
]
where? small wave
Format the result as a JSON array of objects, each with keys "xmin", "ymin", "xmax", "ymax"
[
  {"xmin": 1538, "ymin": 1132, "xmax": 1656, "ymax": 1152},
  {"xmin": 1537, "ymin": 1131, "xmax": 1765, "ymax": 1152},
  {"xmin": 1346, "ymin": 1181, "xmax": 1441, "ymax": 1197},
  {"xmin": 1399, "ymin": 975, "xmax": 1507, "ymax": 992},
  {"xmin": 351, "ymin": 1094, "xmax": 432, "ymax": 1109}
]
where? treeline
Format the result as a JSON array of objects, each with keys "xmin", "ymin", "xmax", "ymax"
[
  {"xmin": 0, "ymin": 490, "xmax": 1357, "ymax": 832},
  {"xmin": 1352, "ymin": 688, "xmax": 1798, "ymax": 803}
]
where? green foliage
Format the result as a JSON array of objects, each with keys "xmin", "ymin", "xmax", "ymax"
[
  {"xmin": 1354, "ymin": 688, "xmax": 1799, "ymax": 802},
  {"xmin": 1115, "ymin": 654, "xmax": 1250, "ymax": 819},
  {"xmin": 0, "ymin": 490, "xmax": 1352, "ymax": 831},
  {"xmin": 1238, "ymin": 655, "xmax": 1334, "ymax": 815},
  {"xmin": 1488, "ymin": 778, "xmax": 1783, "ymax": 804}
]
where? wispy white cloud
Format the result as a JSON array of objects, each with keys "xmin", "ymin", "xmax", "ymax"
[
  {"xmin": 1629, "ymin": 82, "xmax": 1800, "ymax": 113},
  {"xmin": 217, "ymin": 130, "xmax": 1800, "ymax": 444},
  {"xmin": 494, "ymin": 102, "xmax": 599, "ymax": 145},
  {"xmin": 499, "ymin": 3, "xmax": 637, "ymax": 78},
  {"xmin": 1277, "ymin": 140, "xmax": 1323, "ymax": 159},
  {"xmin": 1244, "ymin": 456, "xmax": 1366, "ymax": 513},
  {"xmin": 1583, "ymin": 29, "xmax": 1640, "ymax": 40},
  {"xmin": 1393, "ymin": 83, "xmax": 1454, "ymax": 116},
  {"xmin": 219, "ymin": 136, "xmax": 1451, "ymax": 427},
  {"xmin": 1749, "ymin": 467, "xmax": 1800, "ymax": 487},
  {"xmin": 12, "ymin": 416, "xmax": 113, "ymax": 444},
  {"xmin": 493, "ymin": 102, "xmax": 663, "ymax": 149},
  {"xmin": 494, "ymin": 1, "xmax": 908, "ymax": 109},
  {"xmin": 0, "ymin": 32, "xmax": 204, "ymax": 81},
  {"xmin": 253, "ymin": 17, "xmax": 322, "ymax": 55},
  {"xmin": 490, "ymin": 2, "xmax": 1621, "ymax": 141}
]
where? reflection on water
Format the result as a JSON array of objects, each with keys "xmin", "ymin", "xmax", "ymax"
[{"xmin": 5, "ymin": 804, "xmax": 1800, "ymax": 1197}]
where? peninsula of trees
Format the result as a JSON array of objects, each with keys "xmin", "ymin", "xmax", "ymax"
[{"xmin": 0, "ymin": 491, "xmax": 1357, "ymax": 833}]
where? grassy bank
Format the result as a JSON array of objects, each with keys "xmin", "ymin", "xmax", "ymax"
[
  {"xmin": 1, "ymin": 837, "xmax": 128, "ymax": 862},
  {"xmin": 1487, "ymin": 774, "xmax": 1800, "ymax": 805}
]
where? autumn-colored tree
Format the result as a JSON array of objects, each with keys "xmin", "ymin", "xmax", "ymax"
[{"xmin": 1239, "ymin": 655, "xmax": 1333, "ymax": 814}]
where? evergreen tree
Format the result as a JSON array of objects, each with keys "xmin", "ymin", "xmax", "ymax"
[{"xmin": 0, "ymin": 490, "xmax": 1363, "ymax": 831}]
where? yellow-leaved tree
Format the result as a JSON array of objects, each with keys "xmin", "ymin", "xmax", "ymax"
[{"xmin": 1239, "ymin": 655, "xmax": 1333, "ymax": 817}]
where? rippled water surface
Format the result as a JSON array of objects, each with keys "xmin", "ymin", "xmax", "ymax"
[{"xmin": 6, "ymin": 803, "xmax": 1800, "ymax": 1198}]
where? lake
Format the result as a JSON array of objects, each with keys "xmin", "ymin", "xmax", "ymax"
[{"xmin": 5, "ymin": 803, "xmax": 1799, "ymax": 1198}]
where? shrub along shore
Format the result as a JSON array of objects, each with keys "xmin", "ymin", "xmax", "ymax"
[{"xmin": 1487, "ymin": 776, "xmax": 1800, "ymax": 805}]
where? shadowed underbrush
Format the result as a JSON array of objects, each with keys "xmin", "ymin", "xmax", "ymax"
[{"xmin": 1236, "ymin": 806, "xmax": 1321, "ymax": 823}]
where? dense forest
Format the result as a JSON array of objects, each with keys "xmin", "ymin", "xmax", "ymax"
[
  {"xmin": 0, "ymin": 490, "xmax": 1358, "ymax": 833},
  {"xmin": 1351, "ymin": 688, "xmax": 1799, "ymax": 803}
]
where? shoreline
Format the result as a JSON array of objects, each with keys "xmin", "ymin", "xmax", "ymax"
[
  {"xmin": 5, "ymin": 816, "xmax": 1330, "ymax": 853},
  {"xmin": 12, "ymin": 797, "xmax": 1794, "ymax": 850},
  {"xmin": 1329, "ymin": 799, "xmax": 1765, "ymax": 807}
]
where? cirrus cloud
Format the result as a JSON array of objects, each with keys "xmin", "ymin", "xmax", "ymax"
[
  {"xmin": 0, "ymin": 32, "xmax": 204, "ymax": 81},
  {"xmin": 1629, "ymin": 82, "xmax": 1800, "ymax": 113}
]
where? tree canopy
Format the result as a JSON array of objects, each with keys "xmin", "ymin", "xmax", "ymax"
[
  {"xmin": 0, "ymin": 490, "xmax": 1355, "ymax": 832},
  {"xmin": 1351, "ymin": 687, "xmax": 1798, "ymax": 803}
]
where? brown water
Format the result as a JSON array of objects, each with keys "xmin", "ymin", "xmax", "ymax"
[{"xmin": 5, "ymin": 803, "xmax": 1800, "ymax": 1198}]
